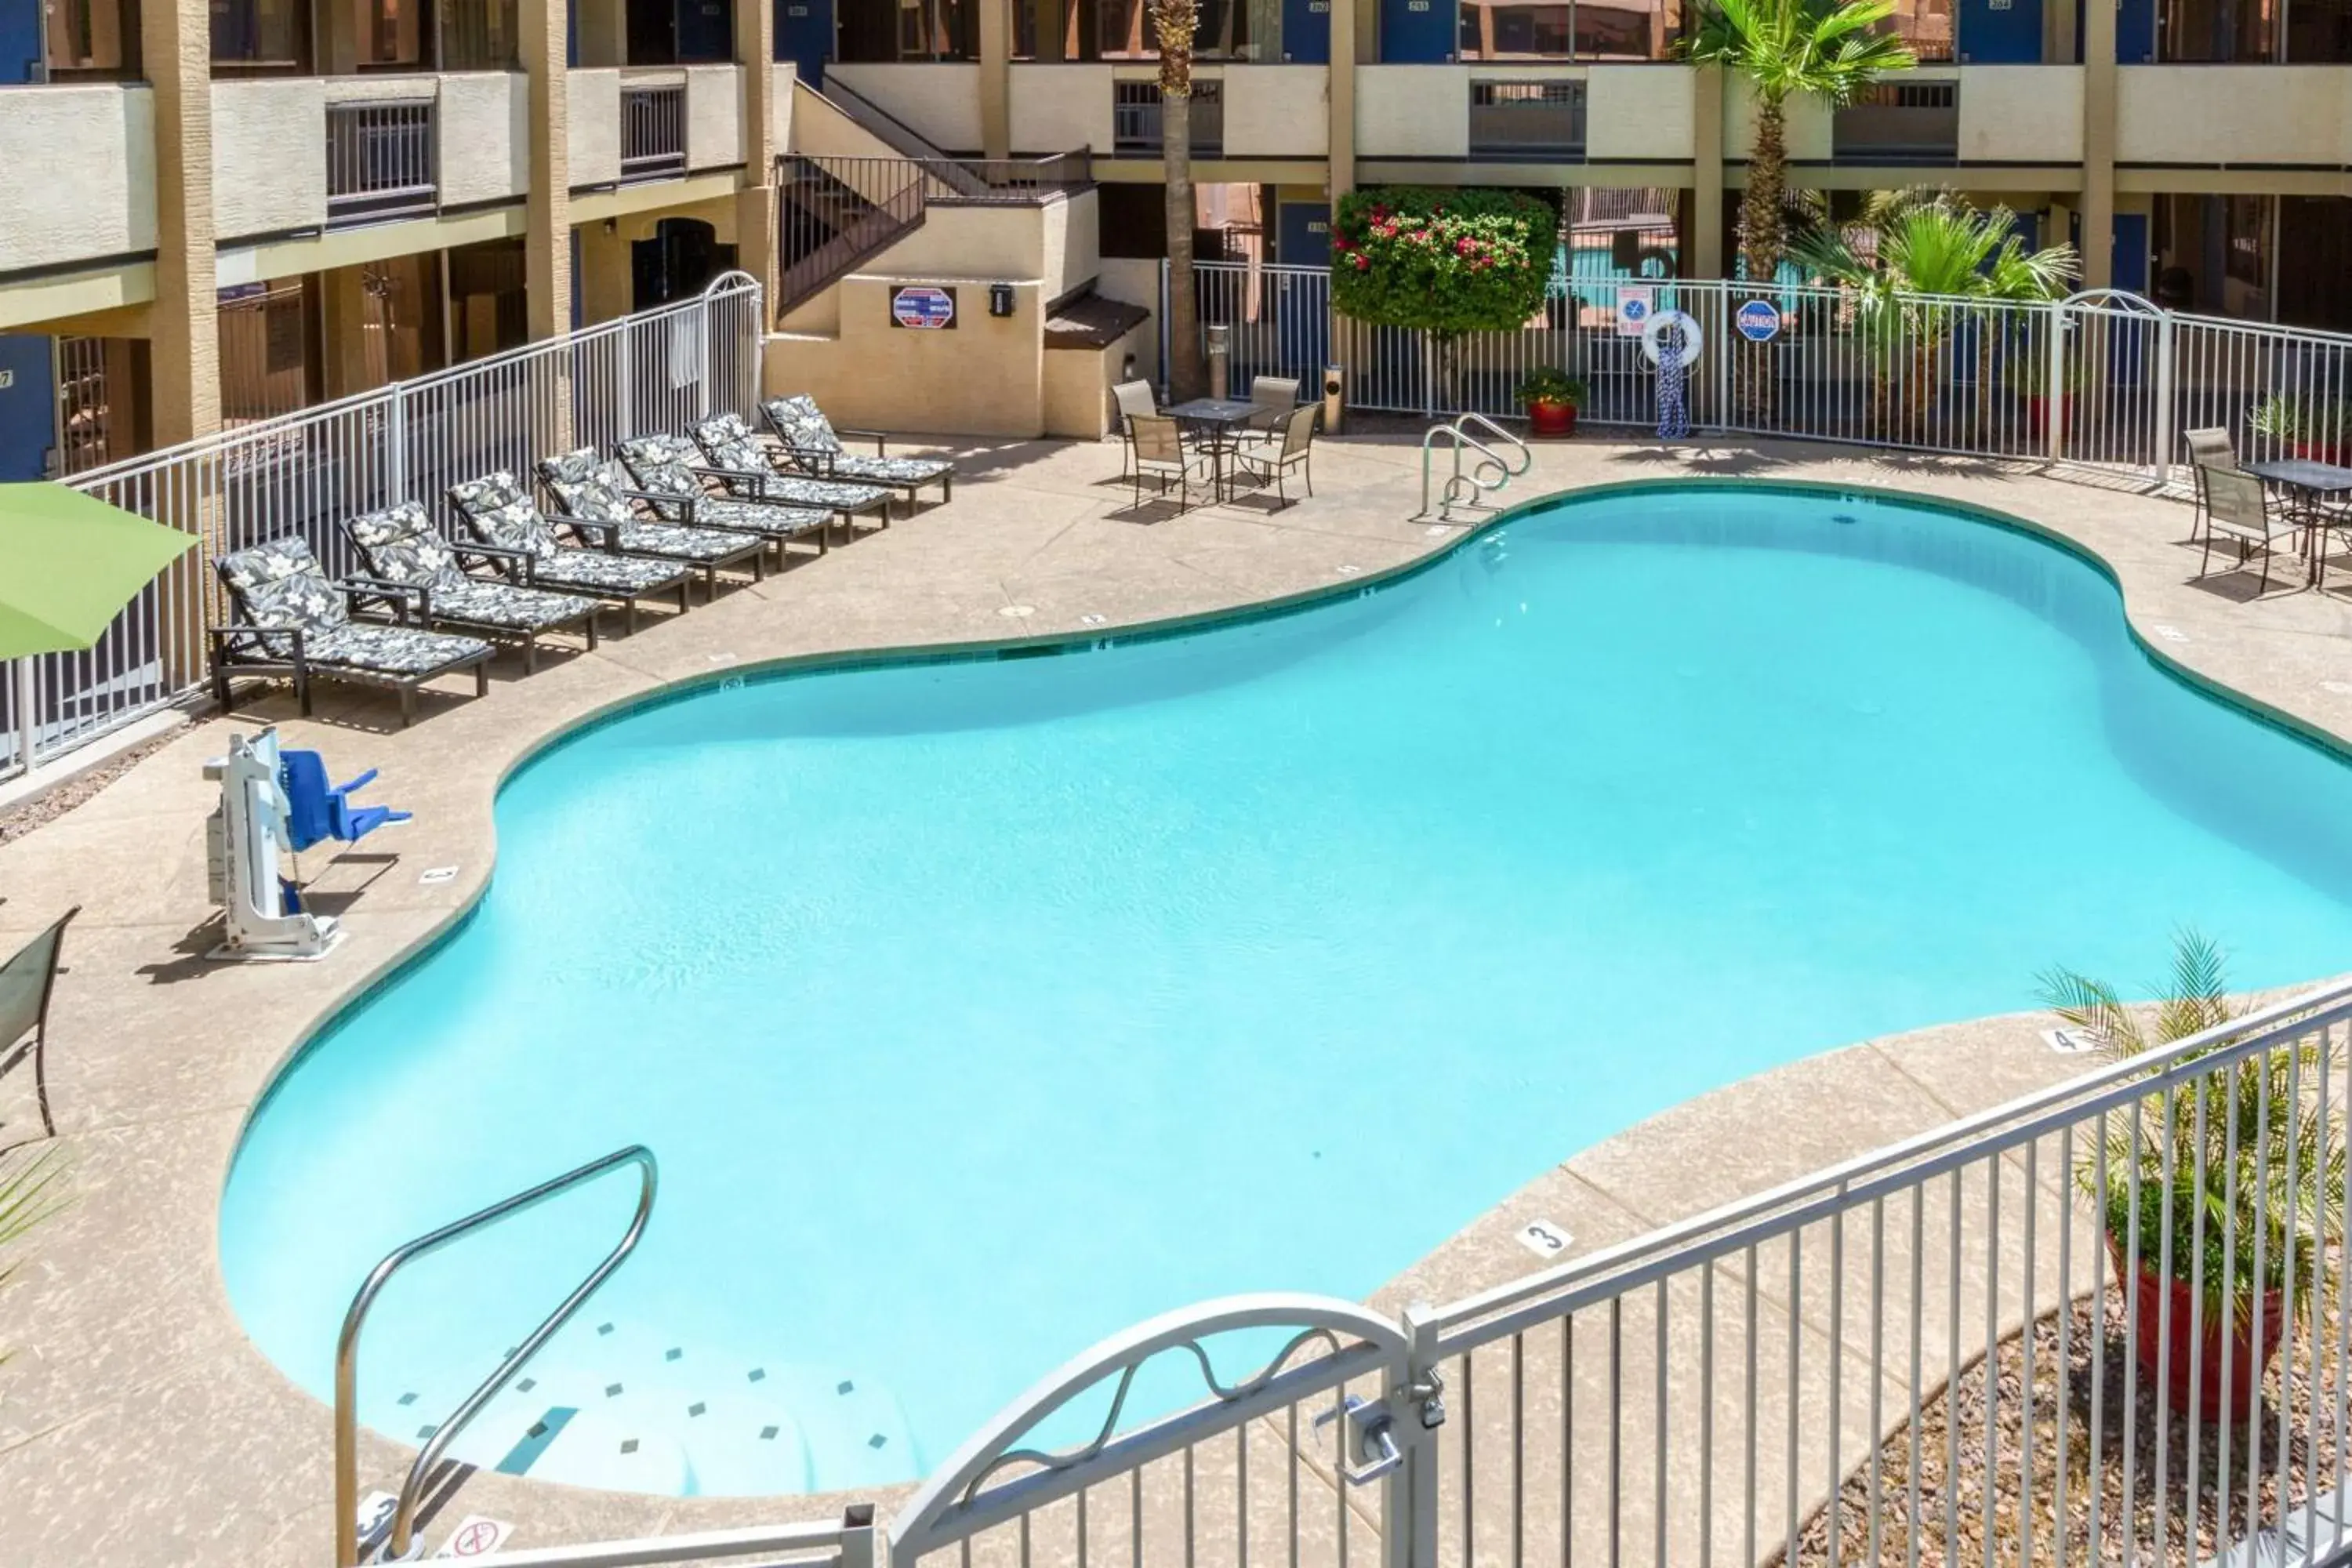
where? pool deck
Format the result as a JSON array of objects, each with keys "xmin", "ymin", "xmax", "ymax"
[{"xmin": 3, "ymin": 432, "xmax": 2351, "ymax": 1568}]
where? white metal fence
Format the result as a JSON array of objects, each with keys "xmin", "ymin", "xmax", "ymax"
[
  {"xmin": 1186, "ymin": 261, "xmax": 2352, "ymax": 490},
  {"xmin": 1, "ymin": 274, "xmax": 765, "ymax": 781}
]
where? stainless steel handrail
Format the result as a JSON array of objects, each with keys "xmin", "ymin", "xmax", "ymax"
[
  {"xmin": 335, "ymin": 1145, "xmax": 659, "ymax": 1566},
  {"xmin": 1417, "ymin": 412, "xmax": 1534, "ymax": 521}
]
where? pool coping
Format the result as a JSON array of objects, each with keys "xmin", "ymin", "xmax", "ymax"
[{"xmin": 7, "ymin": 434, "xmax": 2352, "ymax": 1568}]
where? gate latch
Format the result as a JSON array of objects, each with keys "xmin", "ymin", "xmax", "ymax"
[{"xmin": 1314, "ymin": 1395, "xmax": 1403, "ymax": 1486}]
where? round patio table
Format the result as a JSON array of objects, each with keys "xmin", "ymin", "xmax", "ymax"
[
  {"xmin": 1167, "ymin": 397, "xmax": 1260, "ymax": 503},
  {"xmin": 2245, "ymin": 457, "xmax": 2352, "ymax": 587}
]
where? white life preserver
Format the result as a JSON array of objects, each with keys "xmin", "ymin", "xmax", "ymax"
[{"xmin": 1639, "ymin": 309, "xmax": 1704, "ymax": 368}]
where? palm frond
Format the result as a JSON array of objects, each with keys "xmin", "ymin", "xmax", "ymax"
[{"xmin": 2036, "ymin": 964, "xmax": 2147, "ymax": 1056}]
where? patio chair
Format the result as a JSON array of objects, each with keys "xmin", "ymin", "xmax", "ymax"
[
  {"xmin": 2183, "ymin": 426, "xmax": 2235, "ymax": 542},
  {"xmin": 344, "ymin": 502, "xmax": 601, "ymax": 674},
  {"xmin": 619, "ymin": 430, "xmax": 863, "ymax": 561},
  {"xmin": 447, "ymin": 472, "xmax": 694, "ymax": 634},
  {"xmin": 1232, "ymin": 404, "xmax": 1319, "ymax": 509},
  {"xmin": 535, "ymin": 448, "xmax": 769, "ymax": 602},
  {"xmin": 2198, "ymin": 465, "xmax": 2296, "ymax": 591},
  {"xmin": 759, "ymin": 395, "xmax": 956, "ymax": 508},
  {"xmin": 1128, "ymin": 413, "xmax": 1210, "ymax": 510},
  {"xmin": 1112, "ymin": 379, "xmax": 1158, "ymax": 478},
  {"xmin": 211, "ymin": 536, "xmax": 493, "ymax": 726},
  {"xmin": 0, "ymin": 906, "xmax": 76, "ymax": 1149},
  {"xmin": 1245, "ymin": 376, "xmax": 1302, "ymax": 433},
  {"xmin": 682, "ymin": 415, "xmax": 897, "ymax": 530}
]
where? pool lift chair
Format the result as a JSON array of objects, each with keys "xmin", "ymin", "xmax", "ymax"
[{"xmin": 204, "ymin": 728, "xmax": 348, "ymax": 963}]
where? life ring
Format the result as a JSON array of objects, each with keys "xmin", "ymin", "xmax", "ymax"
[{"xmin": 1640, "ymin": 309, "xmax": 1702, "ymax": 368}]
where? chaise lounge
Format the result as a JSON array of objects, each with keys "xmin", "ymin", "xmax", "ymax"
[
  {"xmin": 536, "ymin": 448, "xmax": 769, "ymax": 601},
  {"xmin": 678, "ymin": 416, "xmax": 897, "ymax": 529},
  {"xmin": 344, "ymin": 501, "xmax": 603, "ymax": 673},
  {"xmin": 448, "ymin": 472, "xmax": 695, "ymax": 633},
  {"xmin": 614, "ymin": 433, "xmax": 856, "ymax": 561},
  {"xmin": 758, "ymin": 395, "xmax": 956, "ymax": 510}
]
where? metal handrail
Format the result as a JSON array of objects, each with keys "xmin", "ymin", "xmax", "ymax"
[
  {"xmin": 334, "ymin": 1145, "xmax": 659, "ymax": 1566},
  {"xmin": 1417, "ymin": 412, "xmax": 1534, "ymax": 521}
]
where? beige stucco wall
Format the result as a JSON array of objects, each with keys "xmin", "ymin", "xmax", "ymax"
[
  {"xmin": 1357, "ymin": 66, "xmax": 1468, "ymax": 158},
  {"xmin": 789, "ymin": 78, "xmax": 907, "ymax": 161},
  {"xmin": 212, "ymin": 79, "xmax": 327, "ymax": 241},
  {"xmin": 1225, "ymin": 66, "xmax": 1330, "ymax": 158},
  {"xmin": 686, "ymin": 64, "xmax": 744, "ymax": 171},
  {"xmin": 569, "ymin": 69, "xmax": 622, "ymax": 187},
  {"xmin": 2115, "ymin": 67, "xmax": 2348, "ymax": 166},
  {"xmin": 0, "ymin": 84, "xmax": 158, "ymax": 273},
  {"xmin": 437, "ymin": 72, "xmax": 530, "ymax": 206},
  {"xmin": 1044, "ymin": 325, "xmax": 1149, "ymax": 440},
  {"xmin": 1009, "ymin": 64, "xmax": 1115, "ymax": 154},
  {"xmin": 771, "ymin": 65, "xmax": 797, "ymax": 149},
  {"xmin": 1956, "ymin": 66, "xmax": 2084, "ymax": 164},
  {"xmin": 826, "ymin": 63, "xmax": 985, "ymax": 154},
  {"xmin": 1097, "ymin": 255, "xmax": 1160, "ymax": 386},
  {"xmin": 767, "ymin": 273, "xmax": 1045, "ymax": 437},
  {"xmin": 870, "ymin": 202, "xmax": 1045, "ymax": 281},
  {"xmin": 1722, "ymin": 75, "xmax": 1831, "ymax": 162},
  {"xmin": 1584, "ymin": 66, "xmax": 1690, "ymax": 161},
  {"xmin": 1044, "ymin": 189, "xmax": 1098, "ymax": 302}
]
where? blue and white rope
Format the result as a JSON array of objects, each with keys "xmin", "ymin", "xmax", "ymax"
[{"xmin": 1655, "ymin": 325, "xmax": 1691, "ymax": 441}]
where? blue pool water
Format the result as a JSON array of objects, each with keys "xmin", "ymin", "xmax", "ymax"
[{"xmin": 220, "ymin": 481, "xmax": 2352, "ymax": 1498}]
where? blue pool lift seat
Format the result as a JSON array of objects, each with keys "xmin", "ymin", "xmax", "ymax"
[{"xmin": 279, "ymin": 750, "xmax": 412, "ymax": 851}]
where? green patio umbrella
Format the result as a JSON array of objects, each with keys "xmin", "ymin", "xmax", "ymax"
[{"xmin": 0, "ymin": 481, "xmax": 196, "ymax": 662}]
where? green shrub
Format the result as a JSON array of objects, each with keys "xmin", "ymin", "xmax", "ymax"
[{"xmin": 1330, "ymin": 187, "xmax": 1559, "ymax": 337}]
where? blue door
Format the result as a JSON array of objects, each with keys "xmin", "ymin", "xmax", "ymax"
[
  {"xmin": 675, "ymin": 0, "xmax": 732, "ymax": 61},
  {"xmin": 1281, "ymin": 0, "xmax": 1330, "ymax": 61},
  {"xmin": 0, "ymin": 336, "xmax": 56, "ymax": 481},
  {"xmin": 1277, "ymin": 202, "xmax": 1331, "ymax": 267},
  {"xmin": 0, "ymin": 0, "xmax": 39, "ymax": 81},
  {"xmin": 1379, "ymin": 0, "xmax": 1454, "ymax": 63},
  {"xmin": 2111, "ymin": 211, "xmax": 2149, "ymax": 295},
  {"xmin": 775, "ymin": 0, "xmax": 831, "ymax": 80},
  {"xmin": 1957, "ymin": 0, "xmax": 2042, "ymax": 60},
  {"xmin": 2115, "ymin": 0, "xmax": 2154, "ymax": 59}
]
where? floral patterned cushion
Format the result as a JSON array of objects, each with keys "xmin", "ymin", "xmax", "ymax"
[
  {"xmin": 303, "ymin": 622, "xmax": 489, "ymax": 675},
  {"xmin": 688, "ymin": 415, "xmax": 892, "ymax": 510},
  {"xmin": 608, "ymin": 517, "xmax": 761, "ymax": 562},
  {"xmin": 448, "ymin": 473, "xmax": 561, "ymax": 562},
  {"xmin": 818, "ymin": 451, "xmax": 956, "ymax": 487},
  {"xmin": 538, "ymin": 448, "xmax": 641, "ymax": 528},
  {"xmin": 691, "ymin": 495, "xmax": 831, "ymax": 537},
  {"xmin": 348, "ymin": 502, "xmax": 467, "ymax": 592},
  {"xmin": 430, "ymin": 578, "xmax": 599, "ymax": 633},
  {"xmin": 216, "ymin": 536, "xmax": 350, "ymax": 636},
  {"xmin": 615, "ymin": 434, "xmax": 708, "ymax": 502},
  {"xmin": 521, "ymin": 548, "xmax": 686, "ymax": 597},
  {"xmin": 762, "ymin": 395, "xmax": 844, "ymax": 456}
]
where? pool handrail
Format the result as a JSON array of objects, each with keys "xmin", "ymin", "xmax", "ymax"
[
  {"xmin": 1417, "ymin": 412, "xmax": 1532, "ymax": 521},
  {"xmin": 333, "ymin": 1143, "xmax": 659, "ymax": 1566}
]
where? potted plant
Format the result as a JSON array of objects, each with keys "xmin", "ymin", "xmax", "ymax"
[
  {"xmin": 2008, "ymin": 344, "xmax": 2085, "ymax": 441},
  {"xmin": 1515, "ymin": 368, "xmax": 1588, "ymax": 438},
  {"xmin": 2250, "ymin": 394, "xmax": 2352, "ymax": 466},
  {"xmin": 2042, "ymin": 932, "xmax": 2345, "ymax": 1424}
]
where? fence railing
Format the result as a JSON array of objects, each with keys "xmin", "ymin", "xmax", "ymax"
[
  {"xmin": 1831, "ymin": 78, "xmax": 1959, "ymax": 162},
  {"xmin": 1113, "ymin": 79, "xmax": 1222, "ymax": 156},
  {"xmin": 0, "ymin": 274, "xmax": 765, "ymax": 781},
  {"xmin": 1468, "ymin": 79, "xmax": 1587, "ymax": 158},
  {"xmin": 775, "ymin": 154, "xmax": 932, "ymax": 314},
  {"xmin": 620, "ymin": 82, "xmax": 687, "ymax": 183},
  {"xmin": 325, "ymin": 100, "xmax": 438, "ymax": 226}
]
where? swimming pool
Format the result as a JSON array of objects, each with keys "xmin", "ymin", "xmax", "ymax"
[{"xmin": 220, "ymin": 480, "xmax": 2352, "ymax": 1500}]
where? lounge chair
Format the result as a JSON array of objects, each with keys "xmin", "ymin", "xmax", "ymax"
[
  {"xmin": 2198, "ymin": 465, "xmax": 2296, "ymax": 591},
  {"xmin": 759, "ymin": 395, "xmax": 955, "ymax": 509},
  {"xmin": 2183, "ymin": 426, "xmax": 2234, "ymax": 543},
  {"xmin": 447, "ymin": 472, "xmax": 695, "ymax": 634},
  {"xmin": 535, "ymin": 448, "xmax": 769, "ymax": 602},
  {"xmin": 681, "ymin": 415, "xmax": 897, "ymax": 529},
  {"xmin": 211, "ymin": 536, "xmax": 493, "ymax": 725},
  {"xmin": 615, "ymin": 432, "xmax": 852, "ymax": 562},
  {"xmin": 1232, "ymin": 404, "xmax": 1318, "ymax": 508},
  {"xmin": 1127, "ymin": 413, "xmax": 1210, "ymax": 510},
  {"xmin": 345, "ymin": 502, "xmax": 602, "ymax": 673},
  {"xmin": 0, "ymin": 906, "xmax": 77, "ymax": 1149}
]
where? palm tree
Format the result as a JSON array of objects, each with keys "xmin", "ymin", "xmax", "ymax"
[
  {"xmin": 1791, "ymin": 193, "xmax": 2076, "ymax": 438},
  {"xmin": 1682, "ymin": 0, "xmax": 1915, "ymax": 417},
  {"xmin": 1148, "ymin": 0, "xmax": 1203, "ymax": 401},
  {"xmin": 0, "ymin": 1146, "xmax": 66, "ymax": 1364}
]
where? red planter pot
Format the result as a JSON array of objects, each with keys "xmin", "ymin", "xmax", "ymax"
[
  {"xmin": 2023, "ymin": 392, "xmax": 2074, "ymax": 440},
  {"xmin": 2107, "ymin": 1233, "xmax": 2286, "ymax": 1424},
  {"xmin": 2294, "ymin": 440, "xmax": 2350, "ymax": 467},
  {"xmin": 1527, "ymin": 399, "xmax": 1579, "ymax": 439}
]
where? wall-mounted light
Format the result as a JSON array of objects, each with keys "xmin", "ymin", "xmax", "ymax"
[{"xmin": 989, "ymin": 283, "xmax": 1015, "ymax": 318}]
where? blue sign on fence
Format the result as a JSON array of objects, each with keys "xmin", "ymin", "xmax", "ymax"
[{"xmin": 1734, "ymin": 299, "xmax": 1782, "ymax": 343}]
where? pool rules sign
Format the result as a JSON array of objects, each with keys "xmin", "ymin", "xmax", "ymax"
[{"xmin": 890, "ymin": 285, "xmax": 958, "ymax": 330}]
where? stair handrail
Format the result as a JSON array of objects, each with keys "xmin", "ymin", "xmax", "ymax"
[
  {"xmin": 1418, "ymin": 412, "xmax": 1534, "ymax": 521},
  {"xmin": 811, "ymin": 78, "xmax": 990, "ymax": 196},
  {"xmin": 335, "ymin": 1145, "xmax": 659, "ymax": 1566}
]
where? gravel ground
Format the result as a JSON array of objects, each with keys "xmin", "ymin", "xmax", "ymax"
[
  {"xmin": 1776, "ymin": 1294, "xmax": 2350, "ymax": 1568},
  {"xmin": 0, "ymin": 730, "xmax": 181, "ymax": 851}
]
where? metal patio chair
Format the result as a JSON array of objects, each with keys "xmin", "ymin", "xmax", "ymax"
[
  {"xmin": 1128, "ymin": 412, "xmax": 1210, "ymax": 510},
  {"xmin": 2183, "ymin": 426, "xmax": 2235, "ymax": 543},
  {"xmin": 0, "ymin": 906, "xmax": 76, "ymax": 1150},
  {"xmin": 2198, "ymin": 464, "xmax": 2296, "ymax": 591},
  {"xmin": 1232, "ymin": 404, "xmax": 1319, "ymax": 509}
]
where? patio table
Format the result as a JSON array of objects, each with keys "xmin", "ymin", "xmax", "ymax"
[
  {"xmin": 1167, "ymin": 397, "xmax": 1259, "ymax": 503},
  {"xmin": 2245, "ymin": 458, "xmax": 2352, "ymax": 587}
]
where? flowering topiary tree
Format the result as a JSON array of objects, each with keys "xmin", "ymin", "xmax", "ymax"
[{"xmin": 1330, "ymin": 187, "xmax": 1559, "ymax": 412}]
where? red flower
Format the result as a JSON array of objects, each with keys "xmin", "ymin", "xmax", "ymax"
[{"xmin": 1354, "ymin": 253, "xmax": 1370, "ymax": 270}]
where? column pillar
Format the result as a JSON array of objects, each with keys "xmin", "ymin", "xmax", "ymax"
[
  {"xmin": 144, "ymin": 0, "xmax": 217, "ymax": 448},
  {"xmin": 524, "ymin": 0, "xmax": 574, "ymax": 339},
  {"xmin": 979, "ymin": 0, "xmax": 1012, "ymax": 161},
  {"xmin": 1328, "ymin": 0, "xmax": 1356, "ymax": 198},
  {"xmin": 1691, "ymin": 64, "xmax": 1724, "ymax": 278},
  {"xmin": 2079, "ymin": 0, "xmax": 2116, "ymax": 288},
  {"xmin": 737, "ymin": 0, "xmax": 780, "ymax": 314}
]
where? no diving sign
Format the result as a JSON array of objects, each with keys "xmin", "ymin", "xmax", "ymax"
[
  {"xmin": 436, "ymin": 1516, "xmax": 515, "ymax": 1558},
  {"xmin": 890, "ymin": 285, "xmax": 958, "ymax": 330}
]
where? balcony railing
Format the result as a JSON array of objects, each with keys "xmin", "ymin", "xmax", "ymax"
[
  {"xmin": 621, "ymin": 84, "xmax": 688, "ymax": 183},
  {"xmin": 1468, "ymin": 79, "xmax": 1587, "ymax": 158},
  {"xmin": 1833, "ymin": 79, "xmax": 1959, "ymax": 162},
  {"xmin": 325, "ymin": 101, "xmax": 437, "ymax": 227},
  {"xmin": 934, "ymin": 150, "xmax": 1094, "ymax": 204},
  {"xmin": 1112, "ymin": 79, "xmax": 1222, "ymax": 157}
]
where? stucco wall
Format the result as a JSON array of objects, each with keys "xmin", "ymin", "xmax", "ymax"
[
  {"xmin": 1097, "ymin": 256, "xmax": 1160, "ymax": 387},
  {"xmin": 1356, "ymin": 66, "xmax": 1468, "ymax": 158},
  {"xmin": 870, "ymin": 202, "xmax": 1045, "ymax": 281},
  {"xmin": 1044, "ymin": 189, "xmax": 1098, "ymax": 303},
  {"xmin": 438, "ymin": 72, "xmax": 529, "ymax": 206},
  {"xmin": 771, "ymin": 64, "xmax": 797, "ymax": 149},
  {"xmin": 1584, "ymin": 66, "xmax": 1690, "ymax": 161},
  {"xmin": 2115, "ymin": 67, "xmax": 2347, "ymax": 166},
  {"xmin": 789, "ymin": 78, "xmax": 905, "ymax": 161},
  {"xmin": 766, "ymin": 274, "xmax": 1045, "ymax": 437},
  {"xmin": 1009, "ymin": 64, "xmax": 1114, "ymax": 154},
  {"xmin": 213, "ymin": 78, "xmax": 328, "ymax": 241},
  {"xmin": 0, "ymin": 84, "xmax": 157, "ymax": 272},
  {"xmin": 826, "ymin": 63, "xmax": 985, "ymax": 153},
  {"xmin": 570, "ymin": 69, "xmax": 622, "ymax": 187},
  {"xmin": 685, "ymin": 64, "xmax": 743, "ymax": 171},
  {"xmin": 1225, "ymin": 66, "xmax": 1329, "ymax": 158},
  {"xmin": 1954, "ymin": 66, "xmax": 2083, "ymax": 164},
  {"xmin": 1044, "ymin": 325, "xmax": 1149, "ymax": 440}
]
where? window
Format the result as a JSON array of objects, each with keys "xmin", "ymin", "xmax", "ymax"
[
  {"xmin": 1457, "ymin": 0, "xmax": 1679, "ymax": 60},
  {"xmin": 46, "ymin": 0, "xmax": 141, "ymax": 76},
  {"xmin": 211, "ymin": 0, "xmax": 309, "ymax": 67},
  {"xmin": 440, "ymin": 0, "xmax": 521, "ymax": 68},
  {"xmin": 2161, "ymin": 0, "xmax": 2276, "ymax": 60},
  {"xmin": 1877, "ymin": 0, "xmax": 1951, "ymax": 60},
  {"xmin": 895, "ymin": 0, "xmax": 973, "ymax": 57},
  {"xmin": 352, "ymin": 0, "xmax": 426, "ymax": 64}
]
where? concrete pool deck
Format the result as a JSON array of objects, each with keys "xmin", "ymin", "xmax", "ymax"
[{"xmin": 2, "ymin": 432, "xmax": 2349, "ymax": 1568}]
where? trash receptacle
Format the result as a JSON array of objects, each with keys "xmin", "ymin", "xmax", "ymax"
[
  {"xmin": 1206, "ymin": 325, "xmax": 1231, "ymax": 401},
  {"xmin": 1322, "ymin": 365, "xmax": 1345, "ymax": 435}
]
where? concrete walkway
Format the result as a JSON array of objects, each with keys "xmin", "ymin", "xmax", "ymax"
[{"xmin": 1, "ymin": 432, "xmax": 2347, "ymax": 1568}]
